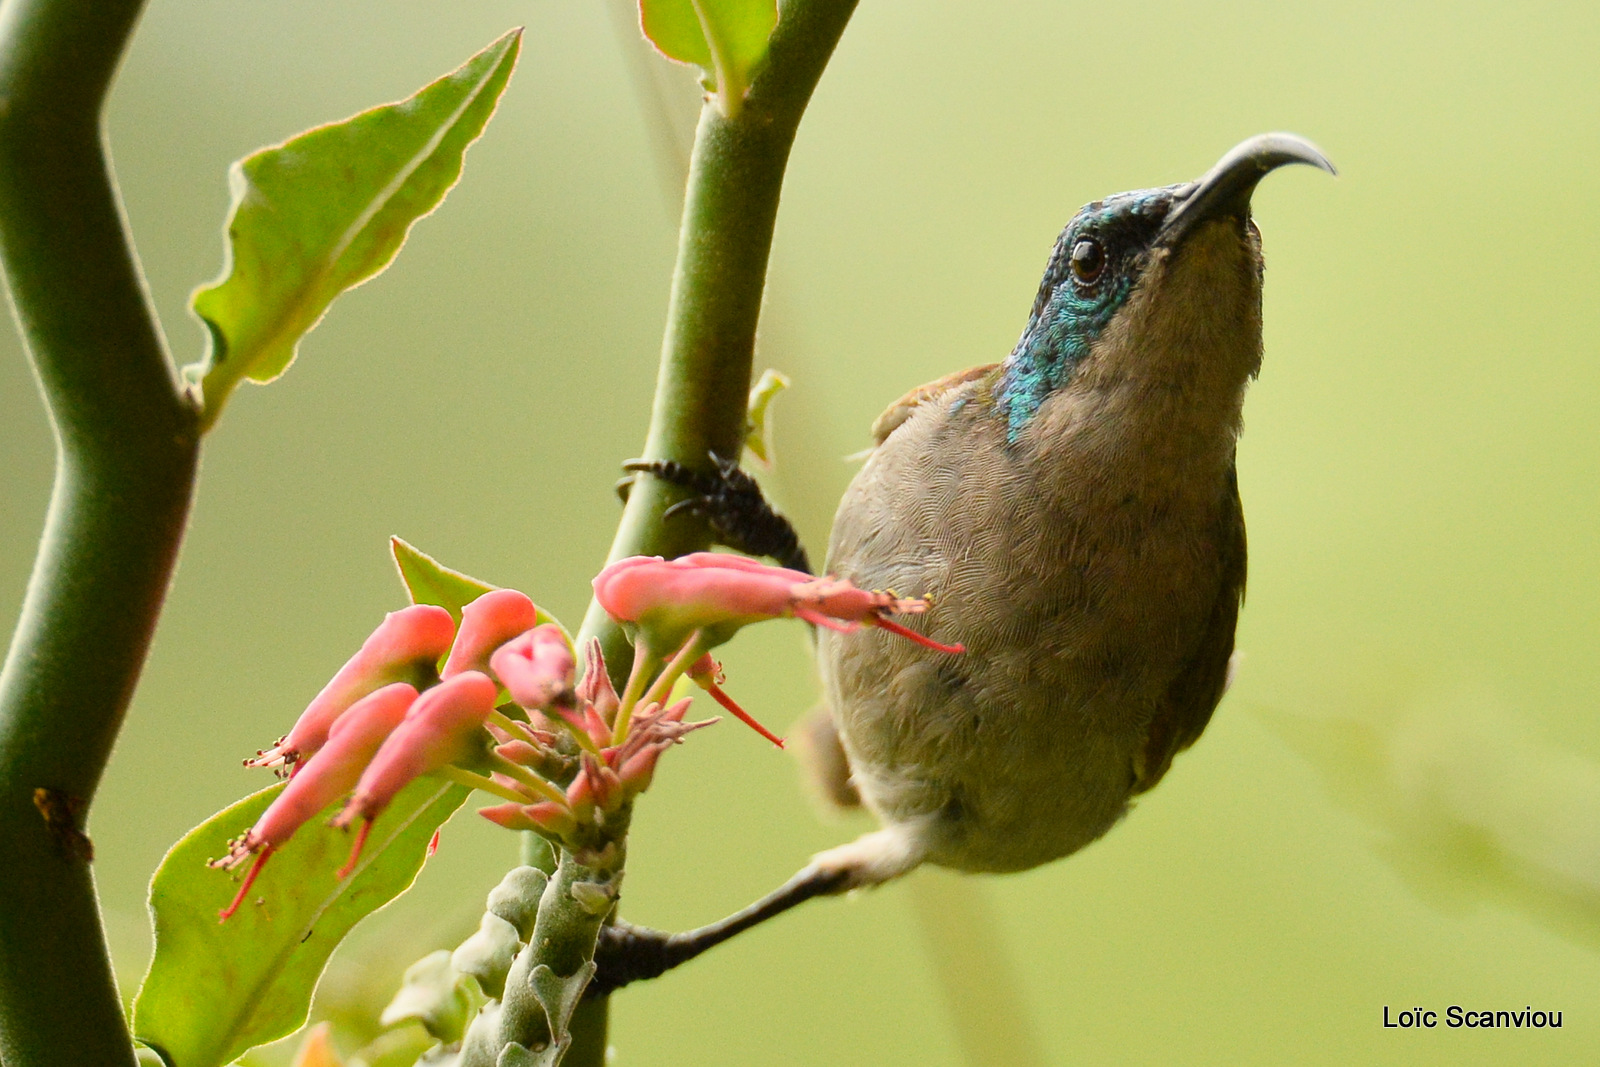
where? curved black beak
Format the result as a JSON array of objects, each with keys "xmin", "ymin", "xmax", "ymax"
[{"xmin": 1158, "ymin": 133, "xmax": 1335, "ymax": 248}]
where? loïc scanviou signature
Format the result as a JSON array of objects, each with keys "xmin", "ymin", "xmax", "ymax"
[{"xmin": 1383, "ymin": 1005, "xmax": 1563, "ymax": 1029}]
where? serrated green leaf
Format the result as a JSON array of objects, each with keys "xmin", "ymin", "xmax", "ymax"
[
  {"xmin": 187, "ymin": 29, "xmax": 522, "ymax": 432},
  {"xmin": 638, "ymin": 0, "xmax": 777, "ymax": 118},
  {"xmin": 389, "ymin": 537, "xmax": 567, "ymax": 642},
  {"xmin": 132, "ymin": 778, "xmax": 470, "ymax": 1067}
]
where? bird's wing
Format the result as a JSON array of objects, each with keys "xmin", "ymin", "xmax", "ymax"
[
  {"xmin": 791, "ymin": 705, "xmax": 863, "ymax": 810},
  {"xmin": 870, "ymin": 364, "xmax": 1000, "ymax": 445},
  {"xmin": 1132, "ymin": 465, "xmax": 1248, "ymax": 794}
]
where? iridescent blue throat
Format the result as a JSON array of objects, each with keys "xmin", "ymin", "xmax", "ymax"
[{"xmin": 995, "ymin": 272, "xmax": 1132, "ymax": 441}]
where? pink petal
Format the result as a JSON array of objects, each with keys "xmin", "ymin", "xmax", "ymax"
[
  {"xmin": 247, "ymin": 605, "xmax": 453, "ymax": 770},
  {"xmin": 576, "ymin": 638, "xmax": 619, "ymax": 720},
  {"xmin": 591, "ymin": 554, "xmax": 800, "ymax": 645},
  {"xmin": 214, "ymin": 683, "xmax": 416, "ymax": 920},
  {"xmin": 591, "ymin": 554, "xmax": 949, "ymax": 657},
  {"xmin": 334, "ymin": 671, "xmax": 498, "ymax": 830},
  {"xmin": 249, "ymin": 683, "xmax": 417, "ymax": 850},
  {"xmin": 479, "ymin": 800, "xmax": 576, "ymax": 838},
  {"xmin": 489, "ymin": 623, "xmax": 574, "ymax": 710},
  {"xmin": 442, "ymin": 589, "xmax": 540, "ymax": 679}
]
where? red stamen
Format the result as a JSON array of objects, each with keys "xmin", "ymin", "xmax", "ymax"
[
  {"xmin": 792, "ymin": 606, "xmax": 855, "ymax": 633},
  {"xmin": 700, "ymin": 679, "xmax": 785, "ymax": 749},
  {"xmin": 872, "ymin": 615, "xmax": 966, "ymax": 655},
  {"xmin": 336, "ymin": 818, "xmax": 375, "ymax": 880},
  {"xmin": 218, "ymin": 850, "xmax": 271, "ymax": 923},
  {"xmin": 427, "ymin": 829, "xmax": 441, "ymax": 858}
]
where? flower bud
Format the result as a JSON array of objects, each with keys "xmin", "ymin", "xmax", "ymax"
[
  {"xmin": 247, "ymin": 605, "xmax": 453, "ymax": 772},
  {"xmin": 478, "ymin": 800, "xmax": 577, "ymax": 839},
  {"xmin": 611, "ymin": 697, "xmax": 713, "ymax": 796},
  {"xmin": 576, "ymin": 638, "xmax": 619, "ymax": 721},
  {"xmin": 214, "ymin": 683, "xmax": 417, "ymax": 919},
  {"xmin": 488, "ymin": 623, "xmax": 574, "ymax": 710},
  {"xmin": 334, "ymin": 672, "xmax": 498, "ymax": 833},
  {"xmin": 442, "ymin": 589, "xmax": 540, "ymax": 679}
]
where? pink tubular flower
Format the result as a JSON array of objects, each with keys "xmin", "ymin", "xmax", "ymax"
[
  {"xmin": 216, "ymin": 574, "xmax": 753, "ymax": 914},
  {"xmin": 246, "ymin": 604, "xmax": 454, "ymax": 774},
  {"xmin": 213, "ymin": 683, "xmax": 418, "ymax": 921},
  {"xmin": 489, "ymin": 623, "xmax": 574, "ymax": 711},
  {"xmin": 593, "ymin": 552, "xmax": 965, "ymax": 655},
  {"xmin": 330, "ymin": 671, "xmax": 498, "ymax": 875},
  {"xmin": 479, "ymin": 799, "xmax": 577, "ymax": 839},
  {"xmin": 441, "ymin": 589, "xmax": 541, "ymax": 679}
]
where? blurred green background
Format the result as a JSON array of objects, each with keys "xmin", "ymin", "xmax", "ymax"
[{"xmin": 3, "ymin": 1, "xmax": 1600, "ymax": 1063}]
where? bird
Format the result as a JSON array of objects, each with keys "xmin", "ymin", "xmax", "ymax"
[
  {"xmin": 807, "ymin": 132, "xmax": 1334, "ymax": 887},
  {"xmin": 591, "ymin": 133, "xmax": 1333, "ymax": 992}
]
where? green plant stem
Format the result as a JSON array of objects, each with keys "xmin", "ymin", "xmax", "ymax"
[
  {"xmin": 575, "ymin": 0, "xmax": 861, "ymax": 680},
  {"xmin": 564, "ymin": 1000, "xmax": 610, "ymax": 1067},
  {"xmin": 558, "ymin": 3, "xmax": 859, "ymax": 1064},
  {"xmin": 0, "ymin": 1, "xmax": 197, "ymax": 1064}
]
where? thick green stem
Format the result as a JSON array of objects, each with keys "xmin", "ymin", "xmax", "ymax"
[
  {"xmin": 0, "ymin": 0, "xmax": 197, "ymax": 1063},
  {"xmin": 556, "ymin": 3, "xmax": 859, "ymax": 1064},
  {"xmin": 460, "ymin": 851, "xmax": 621, "ymax": 1066},
  {"xmin": 576, "ymin": 0, "xmax": 861, "ymax": 681}
]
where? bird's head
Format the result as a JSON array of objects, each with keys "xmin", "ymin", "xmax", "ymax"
[{"xmin": 997, "ymin": 133, "xmax": 1334, "ymax": 441}]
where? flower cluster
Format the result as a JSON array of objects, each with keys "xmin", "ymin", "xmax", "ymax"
[
  {"xmin": 214, "ymin": 553, "xmax": 960, "ymax": 921},
  {"xmin": 213, "ymin": 593, "xmax": 558, "ymax": 920},
  {"xmin": 476, "ymin": 648, "xmax": 711, "ymax": 843}
]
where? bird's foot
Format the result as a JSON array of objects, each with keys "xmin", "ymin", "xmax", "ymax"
[
  {"xmin": 588, "ymin": 826, "xmax": 929, "ymax": 996},
  {"xmin": 588, "ymin": 862, "xmax": 848, "ymax": 997},
  {"xmin": 617, "ymin": 451, "xmax": 811, "ymax": 573},
  {"xmin": 806, "ymin": 823, "xmax": 930, "ymax": 890}
]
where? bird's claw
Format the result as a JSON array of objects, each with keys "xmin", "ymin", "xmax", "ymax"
[{"xmin": 619, "ymin": 452, "xmax": 811, "ymax": 573}]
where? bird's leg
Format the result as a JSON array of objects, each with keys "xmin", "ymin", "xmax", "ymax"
[
  {"xmin": 589, "ymin": 823, "xmax": 931, "ymax": 996},
  {"xmin": 618, "ymin": 452, "xmax": 811, "ymax": 573},
  {"xmin": 588, "ymin": 862, "xmax": 847, "ymax": 997}
]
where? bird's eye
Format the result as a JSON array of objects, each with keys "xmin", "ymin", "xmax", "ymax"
[{"xmin": 1070, "ymin": 238, "xmax": 1105, "ymax": 284}]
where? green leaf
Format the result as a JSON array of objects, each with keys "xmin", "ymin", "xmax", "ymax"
[
  {"xmin": 638, "ymin": 0, "xmax": 778, "ymax": 118},
  {"xmin": 187, "ymin": 29, "xmax": 523, "ymax": 432},
  {"xmin": 132, "ymin": 778, "xmax": 470, "ymax": 1067},
  {"xmin": 389, "ymin": 536, "xmax": 496, "ymax": 626},
  {"xmin": 743, "ymin": 367, "xmax": 789, "ymax": 465},
  {"xmin": 377, "ymin": 950, "xmax": 474, "ymax": 1043},
  {"xmin": 389, "ymin": 537, "xmax": 567, "ymax": 640}
]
